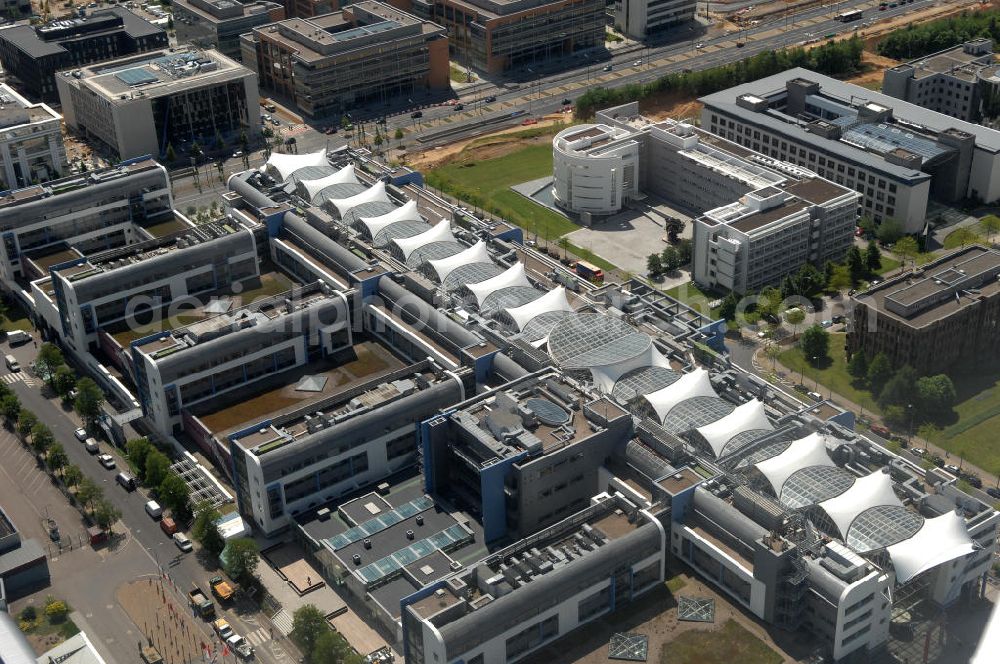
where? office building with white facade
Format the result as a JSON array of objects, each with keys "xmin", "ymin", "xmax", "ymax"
[
  {"xmin": 701, "ymin": 68, "xmax": 1000, "ymax": 232},
  {"xmin": 553, "ymin": 104, "xmax": 858, "ymax": 293},
  {"xmin": 57, "ymin": 48, "xmax": 260, "ymax": 161},
  {"xmin": 611, "ymin": 0, "xmax": 696, "ymax": 40},
  {"xmin": 0, "ymin": 84, "xmax": 66, "ymax": 191}
]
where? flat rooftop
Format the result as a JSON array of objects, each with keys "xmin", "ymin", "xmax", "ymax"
[
  {"xmin": 899, "ymin": 41, "xmax": 994, "ymax": 83},
  {"xmin": 855, "ymin": 245, "xmax": 1000, "ymax": 326},
  {"xmin": 0, "ymin": 84, "xmax": 60, "ymax": 128},
  {"xmin": 656, "ymin": 466, "xmax": 703, "ymax": 496},
  {"xmin": 0, "ymin": 157, "xmax": 162, "ymax": 206},
  {"xmin": 63, "ymin": 48, "xmax": 251, "ymax": 101},
  {"xmin": 0, "ymin": 8, "xmax": 163, "ymax": 58}
]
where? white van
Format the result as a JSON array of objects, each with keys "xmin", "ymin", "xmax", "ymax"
[
  {"xmin": 4, "ymin": 354, "xmax": 18, "ymax": 372},
  {"xmin": 6, "ymin": 330, "xmax": 30, "ymax": 346},
  {"xmin": 144, "ymin": 501, "xmax": 163, "ymax": 520}
]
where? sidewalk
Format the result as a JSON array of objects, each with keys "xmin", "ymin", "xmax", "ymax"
[{"xmin": 750, "ymin": 345, "xmax": 1000, "ymax": 491}]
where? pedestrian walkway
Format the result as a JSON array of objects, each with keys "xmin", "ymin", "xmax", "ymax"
[
  {"xmin": 244, "ymin": 626, "xmax": 270, "ymax": 647},
  {"xmin": 2, "ymin": 372, "xmax": 35, "ymax": 386},
  {"xmin": 270, "ymin": 609, "xmax": 293, "ymax": 636},
  {"xmin": 118, "ymin": 577, "xmax": 206, "ymax": 664}
]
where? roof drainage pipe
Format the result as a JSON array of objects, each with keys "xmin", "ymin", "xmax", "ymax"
[
  {"xmin": 282, "ymin": 212, "xmax": 369, "ymax": 277},
  {"xmin": 377, "ymin": 275, "xmax": 481, "ymax": 349},
  {"xmin": 227, "ymin": 171, "xmax": 280, "ymax": 211}
]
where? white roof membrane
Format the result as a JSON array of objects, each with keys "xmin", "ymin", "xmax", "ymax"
[
  {"xmin": 506, "ymin": 286, "xmax": 574, "ymax": 331},
  {"xmin": 818, "ymin": 470, "xmax": 902, "ymax": 538},
  {"xmin": 643, "ymin": 368, "xmax": 716, "ymax": 423},
  {"xmin": 754, "ymin": 432, "xmax": 835, "ymax": 496},
  {"xmin": 359, "ymin": 199, "xmax": 422, "ymax": 239},
  {"xmin": 590, "ymin": 344, "xmax": 670, "ymax": 394},
  {"xmin": 328, "ymin": 181, "xmax": 390, "ymax": 219},
  {"xmin": 429, "ymin": 241, "xmax": 491, "ymax": 283},
  {"xmin": 695, "ymin": 399, "xmax": 774, "ymax": 458},
  {"xmin": 298, "ymin": 164, "xmax": 358, "ymax": 201},
  {"xmin": 467, "ymin": 263, "xmax": 530, "ymax": 306},
  {"xmin": 393, "ymin": 220, "xmax": 455, "ymax": 260},
  {"xmin": 266, "ymin": 149, "xmax": 327, "ymax": 181},
  {"xmin": 887, "ymin": 512, "xmax": 976, "ymax": 584}
]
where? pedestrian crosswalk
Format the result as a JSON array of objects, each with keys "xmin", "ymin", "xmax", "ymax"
[
  {"xmin": 244, "ymin": 627, "xmax": 270, "ymax": 647},
  {"xmin": 271, "ymin": 609, "xmax": 294, "ymax": 636},
  {"xmin": 1, "ymin": 372, "xmax": 35, "ymax": 386}
]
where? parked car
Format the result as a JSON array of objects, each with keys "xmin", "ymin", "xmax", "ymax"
[
  {"xmin": 561, "ymin": 98, "xmax": 571, "ymax": 105},
  {"xmin": 173, "ymin": 532, "xmax": 193, "ymax": 552},
  {"xmin": 116, "ymin": 472, "xmax": 137, "ymax": 491},
  {"xmin": 97, "ymin": 454, "xmax": 116, "ymax": 470},
  {"xmin": 943, "ymin": 464, "xmax": 961, "ymax": 474},
  {"xmin": 410, "ymin": 111, "xmax": 423, "ymax": 119},
  {"xmin": 85, "ymin": 438, "xmax": 99, "ymax": 454},
  {"xmin": 454, "ymin": 103, "xmax": 464, "ymax": 111},
  {"xmin": 144, "ymin": 500, "xmax": 163, "ymax": 520},
  {"xmin": 226, "ymin": 635, "xmax": 254, "ymax": 660},
  {"xmin": 910, "ymin": 448, "xmax": 926, "ymax": 456},
  {"xmin": 602, "ymin": 65, "xmax": 612, "ymax": 72},
  {"xmin": 484, "ymin": 95, "xmax": 497, "ymax": 103},
  {"xmin": 986, "ymin": 488, "xmax": 1000, "ymax": 499},
  {"xmin": 7, "ymin": 330, "xmax": 30, "ymax": 345},
  {"xmin": 213, "ymin": 619, "xmax": 234, "ymax": 640},
  {"xmin": 820, "ymin": 320, "xmax": 833, "ymax": 328},
  {"xmin": 633, "ymin": 60, "xmax": 642, "ymax": 66},
  {"xmin": 74, "ymin": 428, "xmax": 88, "ymax": 442},
  {"xmin": 231, "ymin": 150, "xmax": 242, "ymax": 159},
  {"xmin": 807, "ymin": 391, "xmax": 823, "ymax": 402},
  {"xmin": 270, "ymin": 118, "xmax": 280, "ymax": 126},
  {"xmin": 696, "ymin": 42, "xmax": 704, "ymax": 49}
]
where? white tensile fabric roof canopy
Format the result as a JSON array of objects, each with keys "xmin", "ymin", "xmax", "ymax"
[
  {"xmin": 695, "ymin": 399, "xmax": 773, "ymax": 458},
  {"xmin": 467, "ymin": 262, "xmax": 530, "ymax": 306},
  {"xmin": 359, "ymin": 199, "xmax": 421, "ymax": 239},
  {"xmin": 299, "ymin": 164, "xmax": 358, "ymax": 201},
  {"xmin": 589, "ymin": 344, "xmax": 670, "ymax": 394},
  {"xmin": 328, "ymin": 181, "xmax": 390, "ymax": 218},
  {"xmin": 506, "ymin": 286, "xmax": 574, "ymax": 331},
  {"xmin": 429, "ymin": 241, "xmax": 490, "ymax": 283},
  {"xmin": 887, "ymin": 512, "xmax": 976, "ymax": 584},
  {"xmin": 265, "ymin": 149, "xmax": 327, "ymax": 181},
  {"xmin": 754, "ymin": 432, "xmax": 835, "ymax": 496},
  {"xmin": 643, "ymin": 368, "xmax": 716, "ymax": 423},
  {"xmin": 819, "ymin": 470, "xmax": 902, "ymax": 538},
  {"xmin": 393, "ymin": 219, "xmax": 455, "ymax": 260}
]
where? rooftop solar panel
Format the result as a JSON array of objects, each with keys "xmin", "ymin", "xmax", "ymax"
[{"xmin": 115, "ymin": 67, "xmax": 158, "ymax": 86}]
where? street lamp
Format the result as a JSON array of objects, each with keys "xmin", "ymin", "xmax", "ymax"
[{"xmin": 906, "ymin": 403, "xmax": 914, "ymax": 445}]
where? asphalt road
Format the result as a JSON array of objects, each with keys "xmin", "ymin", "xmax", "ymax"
[{"xmin": 2, "ymin": 340, "xmax": 289, "ymax": 664}]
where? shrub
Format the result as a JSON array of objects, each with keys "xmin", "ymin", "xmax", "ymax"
[
  {"xmin": 19, "ymin": 605, "xmax": 37, "ymax": 622},
  {"xmin": 44, "ymin": 598, "xmax": 69, "ymax": 621}
]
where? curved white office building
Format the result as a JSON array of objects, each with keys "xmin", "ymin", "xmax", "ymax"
[{"xmin": 552, "ymin": 123, "xmax": 640, "ymax": 216}]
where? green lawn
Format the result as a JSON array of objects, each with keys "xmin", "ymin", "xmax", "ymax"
[
  {"xmin": 665, "ymin": 575, "xmax": 687, "ymax": 593},
  {"xmin": 661, "ymin": 619, "xmax": 781, "ymax": 664},
  {"xmin": 778, "ymin": 333, "xmax": 880, "ymax": 413},
  {"xmin": 1, "ymin": 301, "xmax": 33, "ymax": 333},
  {"xmin": 662, "ymin": 280, "xmax": 722, "ymax": 318},
  {"xmin": 427, "ymin": 144, "xmax": 579, "ymax": 242},
  {"xmin": 874, "ymin": 255, "xmax": 901, "ymax": 276},
  {"xmin": 943, "ymin": 226, "xmax": 983, "ymax": 249},
  {"xmin": 920, "ymin": 368, "xmax": 1000, "ymax": 475}
]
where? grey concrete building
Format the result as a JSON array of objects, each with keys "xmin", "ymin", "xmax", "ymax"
[
  {"xmin": 0, "ymin": 157, "xmax": 173, "ymax": 288},
  {"xmin": 57, "ymin": 48, "xmax": 260, "ymax": 161},
  {"xmin": 0, "ymin": 506, "xmax": 49, "ymax": 599},
  {"xmin": 611, "ymin": 0, "xmax": 696, "ymax": 40},
  {"xmin": 173, "ymin": 0, "xmax": 286, "ymax": 61},
  {"xmin": 0, "ymin": 8, "xmax": 167, "ymax": 101},
  {"xmin": 882, "ymin": 38, "xmax": 996, "ymax": 123},
  {"xmin": 701, "ymin": 68, "xmax": 1000, "ymax": 231},
  {"xmin": 0, "ymin": 83, "xmax": 66, "ymax": 191}
]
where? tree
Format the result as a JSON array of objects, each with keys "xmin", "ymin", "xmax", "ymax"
[
  {"xmin": 0, "ymin": 393, "xmax": 20, "ymax": 425},
  {"xmin": 16, "ymin": 409, "xmax": 37, "ymax": 441},
  {"xmin": 800, "ymin": 324, "xmax": 830, "ymax": 364},
  {"xmin": 165, "ymin": 143, "xmax": 176, "ymax": 163},
  {"xmin": 829, "ymin": 264, "xmax": 852, "ymax": 292},
  {"xmin": 144, "ymin": 451, "xmax": 171, "ymax": 488},
  {"xmin": 785, "ymin": 307, "xmax": 805, "ymax": 336},
  {"xmin": 53, "ymin": 366, "xmax": 76, "ymax": 398},
  {"xmin": 876, "ymin": 218, "xmax": 904, "ymax": 245},
  {"xmin": 158, "ymin": 473, "xmax": 191, "ymax": 521},
  {"xmin": 93, "ymin": 499, "xmax": 121, "ymax": 533},
  {"xmin": 646, "ymin": 253, "xmax": 662, "ymax": 276},
  {"xmin": 981, "ymin": 215, "xmax": 1000, "ymax": 243},
  {"xmin": 63, "ymin": 464, "xmax": 83, "ymax": 489},
  {"xmin": 917, "ymin": 374, "xmax": 957, "ymax": 417},
  {"xmin": 214, "ymin": 131, "xmax": 224, "ymax": 152},
  {"xmin": 36, "ymin": 343, "xmax": 64, "ymax": 386},
  {"xmin": 660, "ymin": 246, "xmax": 682, "ymax": 273},
  {"xmin": 74, "ymin": 377, "xmax": 104, "ymax": 425},
  {"xmin": 949, "ymin": 226, "xmax": 980, "ymax": 248},
  {"xmin": 192, "ymin": 501, "xmax": 226, "ymax": 557},
  {"xmin": 765, "ymin": 343, "xmax": 781, "ymax": 370},
  {"xmin": 793, "ymin": 263, "xmax": 825, "ymax": 297},
  {"xmin": 894, "ymin": 236, "xmax": 919, "ymax": 270},
  {"xmin": 823, "ymin": 260, "xmax": 835, "ymax": 286},
  {"xmin": 47, "ymin": 443, "xmax": 67, "ymax": 475},
  {"xmin": 311, "ymin": 630, "xmax": 357, "ymax": 664},
  {"xmin": 126, "ymin": 438, "xmax": 153, "ymax": 480},
  {"xmin": 879, "ymin": 365, "xmax": 919, "ymax": 407},
  {"xmin": 30, "ymin": 422, "xmax": 54, "ymax": 455},
  {"xmin": 865, "ymin": 240, "xmax": 882, "ymax": 273},
  {"xmin": 291, "ymin": 604, "xmax": 328, "ymax": 661},
  {"xmin": 847, "ymin": 245, "xmax": 866, "ymax": 285},
  {"xmin": 223, "ymin": 538, "xmax": 260, "ymax": 583},
  {"xmin": 858, "ymin": 216, "xmax": 875, "ymax": 238},
  {"xmin": 847, "ymin": 352, "xmax": 868, "ymax": 380},
  {"xmin": 676, "ymin": 238, "xmax": 693, "ymax": 265},
  {"xmin": 866, "ymin": 352, "xmax": 894, "ymax": 396},
  {"xmin": 717, "ymin": 291, "xmax": 740, "ymax": 321},
  {"xmin": 76, "ymin": 477, "xmax": 102, "ymax": 512}
]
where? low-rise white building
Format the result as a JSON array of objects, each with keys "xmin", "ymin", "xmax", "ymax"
[
  {"xmin": 0, "ymin": 83, "xmax": 66, "ymax": 191},
  {"xmin": 552, "ymin": 123, "xmax": 640, "ymax": 218}
]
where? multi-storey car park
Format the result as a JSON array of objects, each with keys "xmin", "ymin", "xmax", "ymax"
[
  {"xmin": 2, "ymin": 144, "xmax": 996, "ymax": 664},
  {"xmin": 241, "ymin": 1, "xmax": 449, "ymax": 119},
  {"xmin": 700, "ymin": 68, "xmax": 1000, "ymax": 233},
  {"xmin": 552, "ymin": 103, "xmax": 858, "ymax": 294}
]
